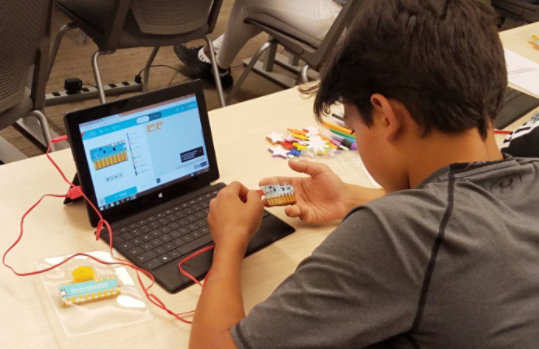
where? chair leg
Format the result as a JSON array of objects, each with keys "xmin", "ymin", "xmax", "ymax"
[
  {"xmin": 204, "ymin": 35, "xmax": 226, "ymax": 107},
  {"xmin": 29, "ymin": 110, "xmax": 55, "ymax": 151},
  {"xmin": 143, "ymin": 47, "xmax": 160, "ymax": 92},
  {"xmin": 262, "ymin": 39, "xmax": 278, "ymax": 72},
  {"xmin": 48, "ymin": 22, "xmax": 78, "ymax": 80},
  {"xmin": 226, "ymin": 40, "xmax": 275, "ymax": 105},
  {"xmin": 13, "ymin": 110, "xmax": 55, "ymax": 152},
  {"xmin": 298, "ymin": 65, "xmax": 309, "ymax": 84},
  {"xmin": 92, "ymin": 50, "xmax": 113, "ymax": 104}
]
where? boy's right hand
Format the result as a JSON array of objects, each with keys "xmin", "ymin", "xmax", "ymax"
[{"xmin": 259, "ymin": 160, "xmax": 351, "ymax": 224}]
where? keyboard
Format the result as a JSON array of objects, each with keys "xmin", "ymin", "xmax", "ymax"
[
  {"xmin": 97, "ymin": 183, "xmax": 294, "ymax": 293},
  {"xmin": 494, "ymin": 87, "xmax": 539, "ymax": 129},
  {"xmin": 100, "ymin": 187, "xmax": 219, "ymax": 271},
  {"xmin": 504, "ymin": 86, "xmax": 521, "ymax": 102}
]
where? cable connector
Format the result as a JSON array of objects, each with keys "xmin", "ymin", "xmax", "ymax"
[
  {"xmin": 67, "ymin": 186, "xmax": 83, "ymax": 200},
  {"xmin": 51, "ymin": 135, "xmax": 69, "ymax": 143}
]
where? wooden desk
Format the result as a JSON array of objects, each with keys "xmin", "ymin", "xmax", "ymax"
[
  {"xmin": 0, "ymin": 87, "xmax": 370, "ymax": 349},
  {"xmin": 498, "ymin": 21, "xmax": 539, "ymax": 133},
  {"xmin": 2, "ymin": 21, "xmax": 538, "ymax": 349}
]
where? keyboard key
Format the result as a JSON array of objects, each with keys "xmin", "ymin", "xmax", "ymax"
[
  {"xmin": 181, "ymin": 234, "xmax": 194, "ymax": 243},
  {"xmin": 159, "ymin": 234, "xmax": 172, "ymax": 243},
  {"xmin": 192, "ymin": 203, "xmax": 205, "ymax": 211},
  {"xmin": 194, "ymin": 220, "xmax": 207, "ymax": 228},
  {"xmin": 168, "ymin": 222, "xmax": 180, "ymax": 229},
  {"xmin": 191, "ymin": 229, "xmax": 204, "ymax": 239},
  {"xmin": 127, "ymin": 247, "xmax": 144, "ymax": 257},
  {"xmin": 173, "ymin": 238, "xmax": 186, "ymax": 247},
  {"xmin": 159, "ymin": 225, "xmax": 171, "ymax": 234},
  {"xmin": 194, "ymin": 211, "xmax": 206, "ymax": 219},
  {"xmin": 158, "ymin": 254, "xmax": 172, "ymax": 264},
  {"xmin": 119, "ymin": 241, "xmax": 134, "ymax": 251},
  {"xmin": 163, "ymin": 243, "xmax": 176, "ymax": 251},
  {"xmin": 141, "ymin": 242, "xmax": 153, "ymax": 251},
  {"xmin": 143, "ymin": 258, "xmax": 163, "ymax": 270},
  {"xmin": 174, "ymin": 211, "xmax": 186, "ymax": 219},
  {"xmin": 154, "ymin": 246, "xmax": 167, "ymax": 255},
  {"xmin": 150, "ymin": 238, "xmax": 162, "ymax": 247},
  {"xmin": 178, "ymin": 235, "xmax": 213, "ymax": 254},
  {"xmin": 112, "ymin": 235, "xmax": 125, "ymax": 243},
  {"xmin": 141, "ymin": 233, "xmax": 152, "ymax": 241},
  {"xmin": 169, "ymin": 249, "xmax": 182, "ymax": 259},
  {"xmin": 178, "ymin": 227, "xmax": 190, "ymax": 235},
  {"xmin": 135, "ymin": 251, "xmax": 156, "ymax": 264}
]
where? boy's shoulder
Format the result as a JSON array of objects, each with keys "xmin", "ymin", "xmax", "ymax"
[{"xmin": 349, "ymin": 157, "xmax": 539, "ymax": 225}]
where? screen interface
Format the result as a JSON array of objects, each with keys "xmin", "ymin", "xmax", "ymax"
[{"xmin": 79, "ymin": 94, "xmax": 210, "ymax": 211}]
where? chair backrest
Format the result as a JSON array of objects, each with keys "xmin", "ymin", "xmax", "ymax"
[
  {"xmin": 0, "ymin": 0, "xmax": 52, "ymax": 115},
  {"xmin": 492, "ymin": 0, "xmax": 539, "ymax": 23},
  {"xmin": 56, "ymin": 0, "xmax": 223, "ymax": 50},
  {"xmin": 245, "ymin": 0, "xmax": 361, "ymax": 69},
  {"xmin": 130, "ymin": 0, "xmax": 221, "ymax": 35}
]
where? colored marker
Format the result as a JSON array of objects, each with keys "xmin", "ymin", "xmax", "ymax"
[
  {"xmin": 321, "ymin": 120, "xmax": 354, "ymax": 135},
  {"xmin": 329, "ymin": 128, "xmax": 356, "ymax": 141}
]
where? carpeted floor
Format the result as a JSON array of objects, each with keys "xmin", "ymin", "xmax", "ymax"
[{"xmin": 1, "ymin": 0, "xmax": 287, "ymax": 159}]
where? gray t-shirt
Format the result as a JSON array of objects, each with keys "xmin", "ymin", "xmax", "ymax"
[{"xmin": 231, "ymin": 157, "xmax": 539, "ymax": 348}]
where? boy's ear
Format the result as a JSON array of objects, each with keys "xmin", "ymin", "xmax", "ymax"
[{"xmin": 370, "ymin": 93, "xmax": 404, "ymax": 142}]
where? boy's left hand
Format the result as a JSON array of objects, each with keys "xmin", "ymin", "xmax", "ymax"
[{"xmin": 208, "ymin": 181, "xmax": 264, "ymax": 253}]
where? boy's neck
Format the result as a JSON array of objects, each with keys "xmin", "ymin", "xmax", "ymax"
[{"xmin": 405, "ymin": 128, "xmax": 503, "ymax": 188}]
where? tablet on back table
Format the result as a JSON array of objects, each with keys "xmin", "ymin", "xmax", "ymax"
[{"xmin": 64, "ymin": 81, "xmax": 294, "ymax": 293}]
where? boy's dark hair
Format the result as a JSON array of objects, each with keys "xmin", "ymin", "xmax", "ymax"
[{"xmin": 314, "ymin": 0, "xmax": 507, "ymax": 139}]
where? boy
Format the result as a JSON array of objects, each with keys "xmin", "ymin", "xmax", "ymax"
[{"xmin": 189, "ymin": 0, "xmax": 539, "ymax": 347}]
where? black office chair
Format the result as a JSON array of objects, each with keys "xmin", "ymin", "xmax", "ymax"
[
  {"xmin": 492, "ymin": 0, "xmax": 539, "ymax": 29},
  {"xmin": 0, "ymin": 0, "xmax": 55, "ymax": 164},
  {"xmin": 226, "ymin": 0, "xmax": 361, "ymax": 104},
  {"xmin": 49, "ymin": 0, "xmax": 226, "ymax": 106}
]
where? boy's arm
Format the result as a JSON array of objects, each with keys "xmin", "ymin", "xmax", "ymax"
[
  {"xmin": 188, "ymin": 243, "xmax": 244, "ymax": 349},
  {"xmin": 341, "ymin": 183, "xmax": 386, "ymax": 212},
  {"xmin": 189, "ymin": 182, "xmax": 264, "ymax": 349}
]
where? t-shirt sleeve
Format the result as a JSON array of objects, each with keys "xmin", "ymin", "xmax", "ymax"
[{"xmin": 231, "ymin": 205, "xmax": 431, "ymax": 349}]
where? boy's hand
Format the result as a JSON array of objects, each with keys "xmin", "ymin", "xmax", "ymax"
[
  {"xmin": 208, "ymin": 181, "xmax": 264, "ymax": 253},
  {"xmin": 259, "ymin": 160, "xmax": 351, "ymax": 223}
]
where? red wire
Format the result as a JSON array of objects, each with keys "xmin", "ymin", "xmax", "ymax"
[{"xmin": 2, "ymin": 139, "xmax": 213, "ymax": 324}]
